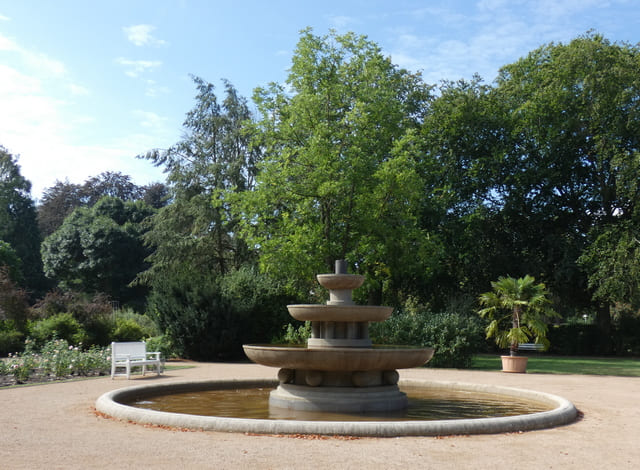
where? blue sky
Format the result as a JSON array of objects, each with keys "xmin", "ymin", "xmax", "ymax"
[{"xmin": 1, "ymin": 0, "xmax": 638, "ymax": 199}]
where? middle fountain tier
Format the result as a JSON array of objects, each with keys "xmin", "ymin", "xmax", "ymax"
[{"xmin": 243, "ymin": 260, "xmax": 434, "ymax": 413}]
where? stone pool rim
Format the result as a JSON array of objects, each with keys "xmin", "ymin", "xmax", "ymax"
[{"xmin": 95, "ymin": 378, "xmax": 578, "ymax": 437}]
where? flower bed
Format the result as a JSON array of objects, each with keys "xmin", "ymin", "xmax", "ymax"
[{"xmin": 0, "ymin": 339, "xmax": 110, "ymax": 387}]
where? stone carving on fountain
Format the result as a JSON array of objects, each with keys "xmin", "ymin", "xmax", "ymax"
[{"xmin": 243, "ymin": 260, "xmax": 434, "ymax": 413}]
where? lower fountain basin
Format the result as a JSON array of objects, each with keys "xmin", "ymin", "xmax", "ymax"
[
  {"xmin": 242, "ymin": 345, "xmax": 434, "ymax": 371},
  {"xmin": 96, "ymin": 378, "xmax": 578, "ymax": 437}
]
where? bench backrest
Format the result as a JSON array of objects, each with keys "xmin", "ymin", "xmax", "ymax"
[{"xmin": 112, "ymin": 341, "xmax": 147, "ymax": 360}]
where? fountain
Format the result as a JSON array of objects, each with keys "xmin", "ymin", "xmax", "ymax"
[
  {"xmin": 95, "ymin": 260, "xmax": 578, "ymax": 436},
  {"xmin": 243, "ymin": 260, "xmax": 434, "ymax": 413}
]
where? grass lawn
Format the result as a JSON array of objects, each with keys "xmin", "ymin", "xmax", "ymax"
[{"xmin": 471, "ymin": 354, "xmax": 640, "ymax": 376}]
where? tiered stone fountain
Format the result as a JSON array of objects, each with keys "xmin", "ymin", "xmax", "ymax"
[{"xmin": 243, "ymin": 260, "xmax": 434, "ymax": 413}]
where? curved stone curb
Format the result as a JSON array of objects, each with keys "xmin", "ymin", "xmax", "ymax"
[{"xmin": 95, "ymin": 378, "xmax": 578, "ymax": 437}]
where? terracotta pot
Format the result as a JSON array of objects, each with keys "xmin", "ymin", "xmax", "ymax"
[{"xmin": 501, "ymin": 355, "xmax": 528, "ymax": 373}]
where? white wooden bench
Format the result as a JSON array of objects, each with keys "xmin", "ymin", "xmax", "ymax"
[
  {"xmin": 111, "ymin": 341, "xmax": 162, "ymax": 379},
  {"xmin": 518, "ymin": 343, "xmax": 545, "ymax": 353}
]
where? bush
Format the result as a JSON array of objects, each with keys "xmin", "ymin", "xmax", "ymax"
[
  {"xmin": 28, "ymin": 313, "xmax": 87, "ymax": 347},
  {"xmin": 0, "ymin": 323, "xmax": 24, "ymax": 356},
  {"xmin": 147, "ymin": 265, "xmax": 296, "ymax": 360},
  {"xmin": 115, "ymin": 309, "xmax": 160, "ymax": 337},
  {"xmin": 370, "ymin": 310, "xmax": 484, "ymax": 368},
  {"xmin": 112, "ymin": 318, "xmax": 146, "ymax": 342},
  {"xmin": 145, "ymin": 335, "xmax": 176, "ymax": 359},
  {"xmin": 613, "ymin": 311, "xmax": 640, "ymax": 356},
  {"xmin": 272, "ymin": 321, "xmax": 312, "ymax": 344}
]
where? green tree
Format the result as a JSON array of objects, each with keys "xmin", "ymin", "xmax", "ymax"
[
  {"xmin": 140, "ymin": 76, "xmax": 259, "ymax": 280},
  {"xmin": 0, "ymin": 240, "xmax": 24, "ymax": 284},
  {"xmin": 41, "ymin": 196, "xmax": 154, "ymax": 305},
  {"xmin": 578, "ymin": 219, "xmax": 640, "ymax": 309},
  {"xmin": 38, "ymin": 174, "xmax": 165, "ymax": 237},
  {"xmin": 493, "ymin": 34, "xmax": 640, "ymax": 349},
  {"xmin": 0, "ymin": 146, "xmax": 45, "ymax": 294},
  {"xmin": 239, "ymin": 29, "xmax": 436, "ymax": 303},
  {"xmin": 478, "ymin": 275, "xmax": 558, "ymax": 356},
  {"xmin": 37, "ymin": 180, "xmax": 85, "ymax": 237}
]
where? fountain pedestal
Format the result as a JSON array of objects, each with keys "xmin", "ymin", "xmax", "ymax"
[{"xmin": 243, "ymin": 261, "xmax": 434, "ymax": 413}]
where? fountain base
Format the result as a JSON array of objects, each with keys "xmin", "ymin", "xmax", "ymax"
[{"xmin": 269, "ymin": 383, "xmax": 408, "ymax": 413}]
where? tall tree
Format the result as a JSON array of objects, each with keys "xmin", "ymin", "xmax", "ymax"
[
  {"xmin": 37, "ymin": 180, "xmax": 85, "ymax": 237},
  {"xmin": 140, "ymin": 76, "xmax": 259, "ymax": 280},
  {"xmin": 0, "ymin": 146, "xmax": 45, "ymax": 294},
  {"xmin": 494, "ymin": 34, "xmax": 640, "ymax": 347},
  {"xmin": 82, "ymin": 171, "xmax": 144, "ymax": 206},
  {"xmin": 239, "ymin": 29, "xmax": 436, "ymax": 303}
]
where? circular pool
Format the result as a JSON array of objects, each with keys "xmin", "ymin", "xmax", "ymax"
[{"xmin": 96, "ymin": 378, "xmax": 578, "ymax": 437}]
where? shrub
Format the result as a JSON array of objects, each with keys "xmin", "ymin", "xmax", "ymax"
[
  {"xmin": 0, "ymin": 323, "xmax": 24, "ymax": 356},
  {"xmin": 115, "ymin": 309, "xmax": 160, "ymax": 337},
  {"xmin": 112, "ymin": 318, "xmax": 146, "ymax": 342},
  {"xmin": 148, "ymin": 265, "xmax": 296, "ymax": 360},
  {"xmin": 613, "ymin": 311, "xmax": 640, "ymax": 356},
  {"xmin": 370, "ymin": 310, "xmax": 484, "ymax": 368},
  {"xmin": 28, "ymin": 313, "xmax": 87, "ymax": 347},
  {"xmin": 145, "ymin": 335, "xmax": 176, "ymax": 359},
  {"xmin": 272, "ymin": 321, "xmax": 312, "ymax": 344}
]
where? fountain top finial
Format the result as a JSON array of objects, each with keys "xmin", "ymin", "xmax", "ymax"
[{"xmin": 335, "ymin": 259, "xmax": 348, "ymax": 274}]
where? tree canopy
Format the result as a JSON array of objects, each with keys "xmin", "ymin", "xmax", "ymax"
[
  {"xmin": 238, "ymin": 29, "xmax": 438, "ymax": 302},
  {"xmin": 0, "ymin": 146, "xmax": 45, "ymax": 294}
]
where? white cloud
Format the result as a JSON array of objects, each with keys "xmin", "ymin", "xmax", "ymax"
[
  {"xmin": 145, "ymin": 79, "xmax": 170, "ymax": 97},
  {"xmin": 68, "ymin": 83, "xmax": 90, "ymax": 96},
  {"xmin": 0, "ymin": 14, "xmax": 10, "ymax": 21},
  {"xmin": 123, "ymin": 24, "xmax": 167, "ymax": 47},
  {"xmin": 0, "ymin": 32, "xmax": 66, "ymax": 77},
  {"xmin": 132, "ymin": 109, "xmax": 168, "ymax": 129},
  {"xmin": 328, "ymin": 15, "xmax": 359, "ymax": 30},
  {"xmin": 0, "ymin": 32, "xmax": 18, "ymax": 51},
  {"xmin": 0, "ymin": 38, "xmax": 168, "ymax": 198},
  {"xmin": 115, "ymin": 57, "xmax": 162, "ymax": 78}
]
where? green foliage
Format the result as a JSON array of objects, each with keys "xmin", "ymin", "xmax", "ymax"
[
  {"xmin": 139, "ymin": 77, "xmax": 257, "ymax": 285},
  {"xmin": 273, "ymin": 321, "xmax": 312, "ymax": 345},
  {"xmin": 0, "ymin": 146, "xmax": 45, "ymax": 294},
  {"xmin": 31, "ymin": 290, "xmax": 114, "ymax": 347},
  {"xmin": 239, "ymin": 28, "xmax": 437, "ymax": 303},
  {"xmin": 0, "ymin": 241, "xmax": 24, "ymax": 284},
  {"xmin": 1, "ymin": 338, "xmax": 110, "ymax": 384},
  {"xmin": 0, "ymin": 323, "xmax": 24, "ymax": 356},
  {"xmin": 370, "ymin": 311, "xmax": 484, "ymax": 368},
  {"xmin": 144, "ymin": 335, "xmax": 177, "ymax": 360},
  {"xmin": 578, "ymin": 220, "xmax": 640, "ymax": 309},
  {"xmin": 115, "ymin": 309, "xmax": 160, "ymax": 337},
  {"xmin": 147, "ymin": 265, "xmax": 294, "ymax": 360},
  {"xmin": 478, "ymin": 275, "xmax": 559, "ymax": 354},
  {"xmin": 28, "ymin": 313, "xmax": 87, "ymax": 347},
  {"xmin": 112, "ymin": 318, "xmax": 146, "ymax": 342},
  {"xmin": 0, "ymin": 266, "xmax": 30, "ymax": 333},
  {"xmin": 41, "ymin": 196, "xmax": 154, "ymax": 304}
]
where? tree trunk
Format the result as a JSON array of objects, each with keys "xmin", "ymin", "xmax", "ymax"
[{"xmin": 596, "ymin": 303, "xmax": 613, "ymax": 354}]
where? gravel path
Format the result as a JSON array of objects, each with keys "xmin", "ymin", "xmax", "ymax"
[{"xmin": 1, "ymin": 362, "xmax": 638, "ymax": 469}]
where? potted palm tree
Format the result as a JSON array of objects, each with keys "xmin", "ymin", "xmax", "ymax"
[{"xmin": 477, "ymin": 275, "xmax": 558, "ymax": 373}]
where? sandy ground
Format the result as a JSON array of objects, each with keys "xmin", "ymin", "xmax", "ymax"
[{"xmin": 1, "ymin": 362, "xmax": 639, "ymax": 470}]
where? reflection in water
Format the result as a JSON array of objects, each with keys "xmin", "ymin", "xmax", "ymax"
[{"xmin": 125, "ymin": 386, "xmax": 551, "ymax": 422}]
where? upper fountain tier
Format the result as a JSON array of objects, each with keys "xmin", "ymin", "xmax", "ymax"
[{"xmin": 287, "ymin": 264, "xmax": 393, "ymax": 348}]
